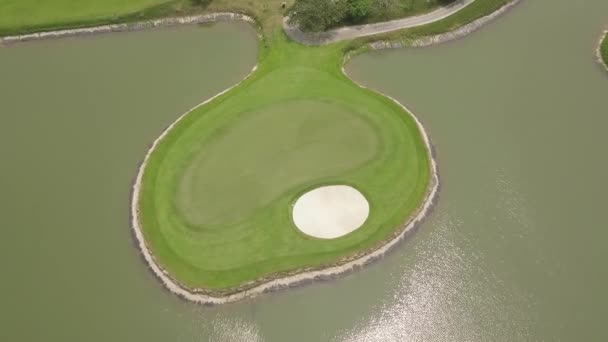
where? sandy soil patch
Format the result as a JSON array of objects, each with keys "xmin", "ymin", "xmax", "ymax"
[{"xmin": 292, "ymin": 185, "xmax": 370, "ymax": 239}]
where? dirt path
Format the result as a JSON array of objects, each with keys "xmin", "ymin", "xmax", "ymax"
[{"xmin": 283, "ymin": 0, "xmax": 475, "ymax": 45}]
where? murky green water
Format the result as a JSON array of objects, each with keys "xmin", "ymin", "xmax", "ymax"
[
  {"xmin": 1, "ymin": 0, "xmax": 607, "ymax": 340},
  {"xmin": 0, "ymin": 23, "xmax": 259, "ymax": 340}
]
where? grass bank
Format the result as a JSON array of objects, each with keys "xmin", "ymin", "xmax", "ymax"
[{"xmin": 351, "ymin": 0, "xmax": 446, "ymax": 25}]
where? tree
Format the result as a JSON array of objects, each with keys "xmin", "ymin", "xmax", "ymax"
[
  {"xmin": 288, "ymin": 0, "xmax": 348, "ymax": 32},
  {"xmin": 371, "ymin": 0, "xmax": 399, "ymax": 17},
  {"xmin": 347, "ymin": 0, "xmax": 372, "ymax": 22}
]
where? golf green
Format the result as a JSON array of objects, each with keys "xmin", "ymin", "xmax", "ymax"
[{"xmin": 136, "ymin": 33, "xmax": 433, "ymax": 292}]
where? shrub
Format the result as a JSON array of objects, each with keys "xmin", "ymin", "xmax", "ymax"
[
  {"xmin": 348, "ymin": 0, "xmax": 373, "ymax": 21},
  {"xmin": 288, "ymin": 0, "xmax": 348, "ymax": 32}
]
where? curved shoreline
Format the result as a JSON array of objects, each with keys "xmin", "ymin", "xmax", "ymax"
[
  {"xmin": 597, "ymin": 30, "xmax": 608, "ymax": 72},
  {"xmin": 0, "ymin": 12, "xmax": 254, "ymax": 46},
  {"xmin": 126, "ymin": 16, "xmax": 443, "ymax": 304},
  {"xmin": 0, "ymin": 0, "xmax": 517, "ymax": 305},
  {"xmin": 369, "ymin": 0, "xmax": 522, "ymax": 50},
  {"xmin": 131, "ymin": 0, "xmax": 520, "ymax": 304}
]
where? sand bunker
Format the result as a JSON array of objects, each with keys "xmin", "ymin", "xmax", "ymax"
[{"xmin": 292, "ymin": 185, "xmax": 370, "ymax": 239}]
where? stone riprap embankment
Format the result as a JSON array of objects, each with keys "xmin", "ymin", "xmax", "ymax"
[
  {"xmin": 0, "ymin": 13, "xmax": 253, "ymax": 46},
  {"xmin": 370, "ymin": 0, "xmax": 522, "ymax": 49}
]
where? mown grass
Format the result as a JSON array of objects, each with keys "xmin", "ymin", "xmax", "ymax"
[
  {"xmin": 138, "ymin": 32, "xmax": 431, "ymax": 290},
  {"xmin": 601, "ymin": 32, "xmax": 608, "ymax": 68}
]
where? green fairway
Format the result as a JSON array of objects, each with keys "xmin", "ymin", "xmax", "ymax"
[{"xmin": 137, "ymin": 32, "xmax": 432, "ymax": 290}]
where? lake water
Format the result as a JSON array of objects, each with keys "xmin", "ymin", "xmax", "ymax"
[{"xmin": 1, "ymin": 0, "xmax": 607, "ymax": 340}]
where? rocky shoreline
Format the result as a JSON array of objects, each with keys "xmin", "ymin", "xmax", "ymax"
[
  {"xmin": 0, "ymin": 12, "xmax": 254, "ymax": 46},
  {"xmin": 370, "ymin": 0, "xmax": 522, "ymax": 50}
]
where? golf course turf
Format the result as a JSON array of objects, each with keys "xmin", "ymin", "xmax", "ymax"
[{"xmin": 136, "ymin": 32, "xmax": 432, "ymax": 292}]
